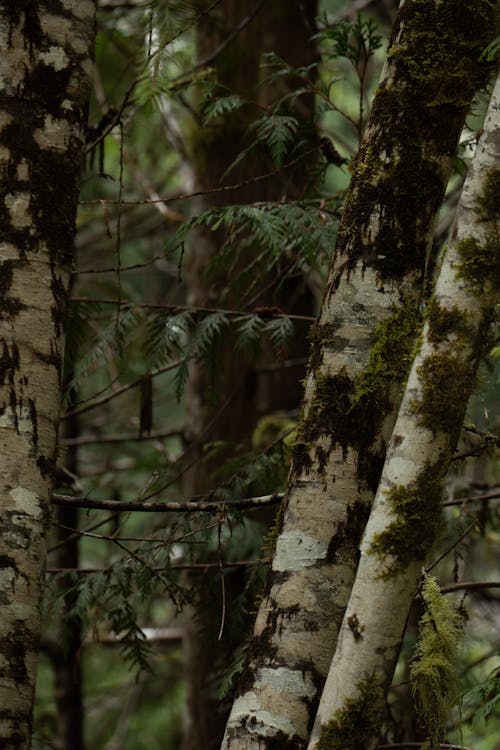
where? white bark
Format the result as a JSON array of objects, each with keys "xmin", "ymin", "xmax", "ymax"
[
  {"xmin": 0, "ymin": 3, "xmax": 95, "ymax": 748},
  {"xmin": 307, "ymin": 71, "xmax": 500, "ymax": 750}
]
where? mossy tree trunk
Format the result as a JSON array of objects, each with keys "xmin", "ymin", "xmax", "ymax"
[
  {"xmin": 182, "ymin": 3, "xmax": 318, "ymax": 750},
  {"xmin": 0, "ymin": 3, "xmax": 96, "ymax": 748},
  {"xmin": 221, "ymin": 2, "xmax": 496, "ymax": 748},
  {"xmin": 307, "ymin": 69, "xmax": 500, "ymax": 750}
]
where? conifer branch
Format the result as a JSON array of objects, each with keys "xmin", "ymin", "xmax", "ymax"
[{"xmin": 62, "ymin": 358, "xmax": 184, "ymax": 420}]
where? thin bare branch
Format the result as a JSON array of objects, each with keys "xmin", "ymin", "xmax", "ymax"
[
  {"xmin": 68, "ymin": 297, "xmax": 316, "ymax": 322},
  {"xmin": 51, "ymin": 492, "xmax": 283, "ymax": 513}
]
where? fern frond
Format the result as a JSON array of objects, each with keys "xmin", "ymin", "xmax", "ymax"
[
  {"xmin": 463, "ymin": 667, "xmax": 500, "ymax": 725},
  {"xmin": 251, "ymin": 114, "xmax": 299, "ymax": 167},
  {"xmin": 65, "ymin": 306, "xmax": 145, "ymax": 397},
  {"xmin": 144, "ymin": 309, "xmax": 194, "ymax": 369},
  {"xmin": 192, "ymin": 312, "xmax": 229, "ymax": 359},
  {"xmin": 264, "ymin": 316, "xmax": 294, "ymax": 354},
  {"xmin": 234, "ymin": 314, "xmax": 265, "ymax": 358},
  {"xmin": 202, "ymin": 94, "xmax": 246, "ymax": 125}
]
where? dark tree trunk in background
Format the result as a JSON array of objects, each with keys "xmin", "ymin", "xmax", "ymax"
[
  {"xmin": 181, "ymin": 2, "xmax": 318, "ymax": 749},
  {"xmin": 52, "ymin": 412, "xmax": 84, "ymax": 750}
]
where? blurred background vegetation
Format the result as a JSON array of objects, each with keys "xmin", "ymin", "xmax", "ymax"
[{"xmin": 34, "ymin": 1, "xmax": 498, "ymax": 749}]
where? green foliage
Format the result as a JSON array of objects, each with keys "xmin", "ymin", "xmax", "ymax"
[
  {"xmin": 63, "ymin": 299, "xmax": 101, "ymax": 385},
  {"xmin": 64, "ymin": 306, "xmax": 146, "ymax": 399},
  {"xmin": 144, "ymin": 309, "xmax": 194, "ymax": 369},
  {"xmin": 463, "ymin": 668, "xmax": 500, "ymax": 726},
  {"xmin": 480, "ymin": 35, "xmax": 500, "ymax": 61},
  {"xmin": 35, "ymin": 2, "xmax": 500, "ymax": 746},
  {"xmin": 201, "ymin": 93, "xmax": 246, "ymax": 125},
  {"xmin": 165, "ymin": 200, "xmax": 338, "ymax": 295},
  {"xmin": 250, "ymin": 114, "xmax": 299, "ymax": 167},
  {"xmin": 314, "ymin": 14, "xmax": 383, "ymax": 68},
  {"xmin": 410, "ymin": 575, "xmax": 465, "ymax": 747},
  {"xmin": 234, "ymin": 313, "xmax": 265, "ymax": 358}
]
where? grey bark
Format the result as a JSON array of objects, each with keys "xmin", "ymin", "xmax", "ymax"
[{"xmin": 0, "ymin": 3, "xmax": 96, "ymax": 748}]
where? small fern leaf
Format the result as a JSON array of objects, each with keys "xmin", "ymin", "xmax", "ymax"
[
  {"xmin": 264, "ymin": 316, "xmax": 294, "ymax": 353},
  {"xmin": 253, "ymin": 114, "xmax": 299, "ymax": 167},
  {"xmin": 234, "ymin": 314, "xmax": 265, "ymax": 358},
  {"xmin": 202, "ymin": 94, "xmax": 246, "ymax": 124}
]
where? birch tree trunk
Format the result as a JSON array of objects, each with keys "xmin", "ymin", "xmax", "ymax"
[
  {"xmin": 307, "ymin": 70, "xmax": 500, "ymax": 750},
  {"xmin": 0, "ymin": 4, "xmax": 96, "ymax": 748},
  {"xmin": 222, "ymin": 2, "xmax": 496, "ymax": 748}
]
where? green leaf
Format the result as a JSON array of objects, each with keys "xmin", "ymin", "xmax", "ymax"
[
  {"xmin": 234, "ymin": 314, "xmax": 265, "ymax": 358},
  {"xmin": 202, "ymin": 94, "xmax": 246, "ymax": 124},
  {"xmin": 264, "ymin": 316, "xmax": 294, "ymax": 352}
]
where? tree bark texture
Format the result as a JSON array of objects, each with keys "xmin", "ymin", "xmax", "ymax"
[
  {"xmin": 183, "ymin": 3, "xmax": 318, "ymax": 749},
  {"xmin": 307, "ymin": 69, "xmax": 500, "ymax": 750},
  {"xmin": 221, "ymin": 2, "xmax": 496, "ymax": 748},
  {"xmin": 0, "ymin": 3, "xmax": 96, "ymax": 748}
]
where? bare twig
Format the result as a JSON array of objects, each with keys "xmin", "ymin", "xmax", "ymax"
[
  {"xmin": 52, "ymin": 492, "xmax": 283, "ymax": 513},
  {"xmin": 443, "ymin": 488, "xmax": 500, "ymax": 507},
  {"xmin": 61, "ymin": 427, "xmax": 182, "ymax": 447},
  {"xmin": 62, "ymin": 358, "xmax": 184, "ymax": 420},
  {"xmin": 440, "ymin": 580, "xmax": 500, "ymax": 595}
]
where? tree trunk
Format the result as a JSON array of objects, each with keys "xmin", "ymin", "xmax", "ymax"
[
  {"xmin": 0, "ymin": 4, "xmax": 96, "ymax": 748},
  {"xmin": 53, "ymin": 412, "xmax": 84, "ymax": 750},
  {"xmin": 182, "ymin": 3, "xmax": 318, "ymax": 749},
  {"xmin": 221, "ymin": 2, "xmax": 496, "ymax": 748},
  {"xmin": 307, "ymin": 68, "xmax": 500, "ymax": 750}
]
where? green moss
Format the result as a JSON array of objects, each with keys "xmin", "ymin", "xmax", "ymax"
[
  {"xmin": 293, "ymin": 302, "xmax": 419, "ymax": 486},
  {"xmin": 391, "ymin": 0, "xmax": 495, "ymax": 108},
  {"xmin": 454, "ymin": 166, "xmax": 500, "ymax": 292},
  {"xmin": 426, "ymin": 297, "xmax": 474, "ymax": 344},
  {"xmin": 356, "ymin": 301, "xmax": 420, "ymax": 409},
  {"xmin": 334, "ymin": 0, "xmax": 496, "ymax": 284},
  {"xmin": 370, "ymin": 461, "xmax": 445, "ymax": 573},
  {"xmin": 260, "ymin": 494, "xmax": 287, "ymax": 564},
  {"xmin": 326, "ymin": 498, "xmax": 371, "ymax": 564},
  {"xmin": 456, "ymin": 236, "xmax": 500, "ymax": 291},
  {"xmin": 412, "ymin": 352, "xmax": 475, "ymax": 437},
  {"xmin": 478, "ymin": 167, "xmax": 500, "ymax": 221},
  {"xmin": 316, "ymin": 674, "xmax": 385, "ymax": 750},
  {"xmin": 308, "ymin": 322, "xmax": 339, "ymax": 372},
  {"xmin": 410, "ymin": 575, "xmax": 464, "ymax": 747},
  {"xmin": 292, "ymin": 370, "xmax": 356, "ymax": 477}
]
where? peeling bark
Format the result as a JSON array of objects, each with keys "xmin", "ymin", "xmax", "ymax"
[
  {"xmin": 307, "ymin": 70, "xmax": 500, "ymax": 750},
  {"xmin": 0, "ymin": 3, "xmax": 96, "ymax": 748},
  {"xmin": 221, "ymin": 2, "xmax": 496, "ymax": 748}
]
